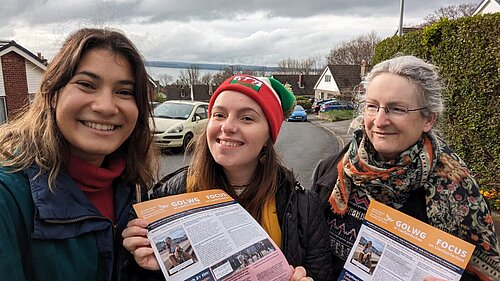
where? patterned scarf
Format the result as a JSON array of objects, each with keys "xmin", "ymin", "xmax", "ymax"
[{"xmin": 329, "ymin": 127, "xmax": 499, "ymax": 280}]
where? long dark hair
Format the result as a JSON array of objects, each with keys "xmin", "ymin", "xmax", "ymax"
[{"xmin": 0, "ymin": 28, "xmax": 158, "ymax": 189}]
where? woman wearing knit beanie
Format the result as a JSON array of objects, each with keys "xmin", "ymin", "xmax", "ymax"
[{"xmin": 123, "ymin": 75, "xmax": 334, "ymax": 281}]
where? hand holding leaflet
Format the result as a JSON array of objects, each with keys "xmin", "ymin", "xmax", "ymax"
[
  {"xmin": 123, "ymin": 218, "xmax": 160, "ymax": 270},
  {"xmin": 338, "ymin": 200, "xmax": 475, "ymax": 281},
  {"xmin": 132, "ymin": 189, "xmax": 294, "ymax": 281}
]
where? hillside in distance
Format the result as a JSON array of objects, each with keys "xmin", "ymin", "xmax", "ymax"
[{"xmin": 145, "ymin": 60, "xmax": 280, "ymax": 72}]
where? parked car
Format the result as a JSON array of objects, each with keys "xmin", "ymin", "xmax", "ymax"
[
  {"xmin": 151, "ymin": 101, "xmax": 161, "ymax": 108},
  {"xmin": 319, "ymin": 100, "xmax": 354, "ymax": 112},
  {"xmin": 287, "ymin": 105, "xmax": 308, "ymax": 122},
  {"xmin": 151, "ymin": 100, "xmax": 209, "ymax": 150},
  {"xmin": 312, "ymin": 98, "xmax": 337, "ymax": 114}
]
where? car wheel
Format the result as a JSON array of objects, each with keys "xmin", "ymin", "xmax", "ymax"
[{"xmin": 182, "ymin": 132, "xmax": 194, "ymax": 152}]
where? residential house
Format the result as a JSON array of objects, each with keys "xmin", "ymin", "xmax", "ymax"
[
  {"xmin": 272, "ymin": 74, "xmax": 320, "ymax": 99},
  {"xmin": 313, "ymin": 61, "xmax": 369, "ymax": 101},
  {"xmin": 0, "ymin": 40, "xmax": 47, "ymax": 123},
  {"xmin": 160, "ymin": 84, "xmax": 213, "ymax": 102},
  {"xmin": 473, "ymin": 0, "xmax": 500, "ymax": 15},
  {"xmin": 157, "ymin": 74, "xmax": 320, "ymax": 103}
]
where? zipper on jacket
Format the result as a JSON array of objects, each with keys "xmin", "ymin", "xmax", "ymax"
[
  {"xmin": 281, "ymin": 188, "xmax": 297, "ymax": 252},
  {"xmin": 45, "ymin": 215, "xmax": 113, "ymax": 225}
]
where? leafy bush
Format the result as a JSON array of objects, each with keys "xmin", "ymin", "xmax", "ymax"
[
  {"xmin": 374, "ymin": 13, "xmax": 500, "ymax": 210},
  {"xmin": 319, "ymin": 110, "xmax": 356, "ymax": 121},
  {"xmin": 296, "ymin": 96, "xmax": 312, "ymax": 112}
]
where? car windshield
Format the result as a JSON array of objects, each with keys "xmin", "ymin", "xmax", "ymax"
[
  {"xmin": 295, "ymin": 105, "xmax": 305, "ymax": 111},
  {"xmin": 153, "ymin": 103, "xmax": 194, "ymax": 120}
]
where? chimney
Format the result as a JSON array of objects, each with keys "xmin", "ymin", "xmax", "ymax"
[
  {"xmin": 37, "ymin": 52, "xmax": 48, "ymax": 65},
  {"xmin": 298, "ymin": 74, "xmax": 304, "ymax": 88},
  {"xmin": 360, "ymin": 59, "xmax": 367, "ymax": 78}
]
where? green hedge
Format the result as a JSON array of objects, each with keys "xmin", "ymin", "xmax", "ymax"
[
  {"xmin": 373, "ymin": 13, "xmax": 500, "ymax": 209},
  {"xmin": 296, "ymin": 96, "xmax": 312, "ymax": 112}
]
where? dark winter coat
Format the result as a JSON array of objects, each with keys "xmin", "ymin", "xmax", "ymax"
[
  {"xmin": 0, "ymin": 164, "xmax": 145, "ymax": 281},
  {"xmin": 311, "ymin": 144, "xmax": 480, "ymax": 281},
  {"xmin": 151, "ymin": 166, "xmax": 334, "ymax": 281}
]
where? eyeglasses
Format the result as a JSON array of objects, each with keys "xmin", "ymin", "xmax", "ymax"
[{"xmin": 365, "ymin": 102, "xmax": 426, "ymax": 117}]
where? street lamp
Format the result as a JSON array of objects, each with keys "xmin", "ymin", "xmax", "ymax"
[{"xmin": 398, "ymin": 0, "xmax": 405, "ymax": 36}]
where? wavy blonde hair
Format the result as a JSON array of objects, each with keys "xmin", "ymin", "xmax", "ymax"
[{"xmin": 0, "ymin": 28, "xmax": 158, "ymax": 189}]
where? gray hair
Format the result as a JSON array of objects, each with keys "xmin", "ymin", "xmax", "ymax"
[{"xmin": 359, "ymin": 55, "xmax": 444, "ymax": 120}]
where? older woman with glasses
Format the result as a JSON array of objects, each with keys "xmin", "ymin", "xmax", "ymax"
[{"xmin": 312, "ymin": 55, "xmax": 499, "ymax": 280}]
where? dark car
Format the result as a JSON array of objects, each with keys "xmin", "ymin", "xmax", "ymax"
[
  {"xmin": 287, "ymin": 105, "xmax": 308, "ymax": 122},
  {"xmin": 319, "ymin": 100, "xmax": 354, "ymax": 112},
  {"xmin": 312, "ymin": 99, "xmax": 337, "ymax": 114}
]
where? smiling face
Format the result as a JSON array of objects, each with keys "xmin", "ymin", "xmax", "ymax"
[
  {"xmin": 206, "ymin": 91, "xmax": 270, "ymax": 178},
  {"xmin": 55, "ymin": 48, "xmax": 138, "ymax": 166},
  {"xmin": 364, "ymin": 73, "xmax": 435, "ymax": 161}
]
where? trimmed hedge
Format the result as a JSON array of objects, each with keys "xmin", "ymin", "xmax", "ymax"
[{"xmin": 373, "ymin": 13, "xmax": 500, "ymax": 210}]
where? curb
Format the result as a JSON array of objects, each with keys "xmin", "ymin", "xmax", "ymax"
[
  {"xmin": 314, "ymin": 120, "xmax": 345, "ymax": 148},
  {"xmin": 308, "ymin": 115, "xmax": 349, "ymax": 149}
]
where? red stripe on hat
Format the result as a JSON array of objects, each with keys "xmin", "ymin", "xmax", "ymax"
[{"xmin": 209, "ymin": 75, "xmax": 284, "ymax": 143}]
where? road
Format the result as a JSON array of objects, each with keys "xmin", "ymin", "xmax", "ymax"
[
  {"xmin": 157, "ymin": 120, "xmax": 339, "ymax": 189},
  {"xmin": 275, "ymin": 120, "xmax": 338, "ymax": 189}
]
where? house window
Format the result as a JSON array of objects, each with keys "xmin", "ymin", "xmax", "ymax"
[
  {"xmin": 0, "ymin": 97, "xmax": 7, "ymax": 124},
  {"xmin": 325, "ymin": 75, "xmax": 331, "ymax": 82}
]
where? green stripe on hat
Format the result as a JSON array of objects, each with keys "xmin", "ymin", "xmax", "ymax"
[{"xmin": 269, "ymin": 77, "xmax": 296, "ymax": 117}]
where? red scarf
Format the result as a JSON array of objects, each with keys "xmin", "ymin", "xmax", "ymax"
[{"xmin": 66, "ymin": 153, "xmax": 126, "ymax": 222}]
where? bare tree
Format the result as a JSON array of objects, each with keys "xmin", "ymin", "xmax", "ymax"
[
  {"xmin": 158, "ymin": 74, "xmax": 173, "ymax": 86},
  {"xmin": 419, "ymin": 3, "xmax": 476, "ymax": 27},
  {"xmin": 326, "ymin": 31, "xmax": 381, "ymax": 65},
  {"xmin": 201, "ymin": 73, "xmax": 213, "ymax": 84},
  {"xmin": 255, "ymin": 66, "xmax": 267, "ymax": 77},
  {"xmin": 277, "ymin": 56, "xmax": 322, "ymax": 74},
  {"xmin": 241, "ymin": 68, "xmax": 256, "ymax": 76},
  {"xmin": 176, "ymin": 64, "xmax": 201, "ymax": 86},
  {"xmin": 212, "ymin": 65, "xmax": 243, "ymax": 86}
]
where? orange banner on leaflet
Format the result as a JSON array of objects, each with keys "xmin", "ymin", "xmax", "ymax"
[
  {"xmin": 133, "ymin": 189, "xmax": 234, "ymax": 223},
  {"xmin": 365, "ymin": 200, "xmax": 474, "ymax": 269}
]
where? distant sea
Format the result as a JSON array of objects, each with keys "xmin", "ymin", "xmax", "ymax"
[
  {"xmin": 146, "ymin": 66, "xmax": 220, "ymax": 82},
  {"xmin": 145, "ymin": 61, "xmax": 280, "ymax": 82}
]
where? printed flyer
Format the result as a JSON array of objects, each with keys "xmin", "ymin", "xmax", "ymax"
[
  {"xmin": 133, "ymin": 189, "xmax": 293, "ymax": 281},
  {"xmin": 339, "ymin": 200, "xmax": 475, "ymax": 281}
]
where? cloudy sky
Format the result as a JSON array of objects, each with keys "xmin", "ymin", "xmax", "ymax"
[{"xmin": 1, "ymin": 0, "xmax": 476, "ymax": 66}]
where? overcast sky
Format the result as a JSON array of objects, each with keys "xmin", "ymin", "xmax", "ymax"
[{"xmin": 1, "ymin": 0, "xmax": 477, "ymax": 66}]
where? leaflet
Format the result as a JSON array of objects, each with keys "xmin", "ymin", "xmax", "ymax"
[
  {"xmin": 133, "ymin": 189, "xmax": 293, "ymax": 281},
  {"xmin": 339, "ymin": 200, "xmax": 474, "ymax": 281}
]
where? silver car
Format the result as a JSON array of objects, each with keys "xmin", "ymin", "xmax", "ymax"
[{"xmin": 151, "ymin": 100, "xmax": 209, "ymax": 150}]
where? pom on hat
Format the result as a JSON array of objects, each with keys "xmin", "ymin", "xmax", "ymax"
[
  {"xmin": 209, "ymin": 75, "xmax": 296, "ymax": 143},
  {"xmin": 268, "ymin": 77, "xmax": 296, "ymax": 118}
]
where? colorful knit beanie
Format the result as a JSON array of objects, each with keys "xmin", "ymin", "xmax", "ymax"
[{"xmin": 208, "ymin": 75, "xmax": 296, "ymax": 143}]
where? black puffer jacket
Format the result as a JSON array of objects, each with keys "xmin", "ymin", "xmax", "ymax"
[{"xmin": 152, "ymin": 166, "xmax": 334, "ymax": 281}]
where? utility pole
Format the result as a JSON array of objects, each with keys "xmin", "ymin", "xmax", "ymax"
[{"xmin": 398, "ymin": 0, "xmax": 405, "ymax": 36}]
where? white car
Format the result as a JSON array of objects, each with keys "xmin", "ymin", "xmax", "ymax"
[{"xmin": 151, "ymin": 100, "xmax": 209, "ymax": 150}]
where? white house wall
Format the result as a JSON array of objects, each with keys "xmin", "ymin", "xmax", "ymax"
[
  {"xmin": 314, "ymin": 67, "xmax": 341, "ymax": 100},
  {"xmin": 474, "ymin": 0, "xmax": 500, "ymax": 14},
  {"xmin": 25, "ymin": 60, "xmax": 44, "ymax": 94},
  {"xmin": 316, "ymin": 69, "xmax": 340, "ymax": 92},
  {"xmin": 481, "ymin": 1, "xmax": 500, "ymax": 13}
]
